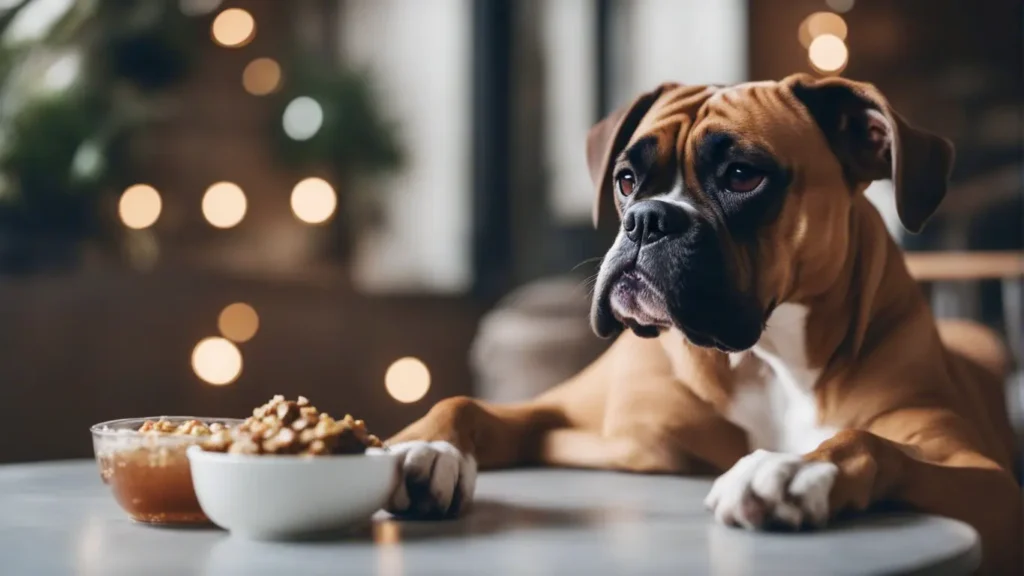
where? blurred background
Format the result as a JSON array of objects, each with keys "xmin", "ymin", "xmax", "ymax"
[{"xmin": 0, "ymin": 0, "xmax": 1020, "ymax": 463}]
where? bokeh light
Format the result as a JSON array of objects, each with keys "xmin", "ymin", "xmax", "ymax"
[
  {"xmin": 202, "ymin": 182, "xmax": 247, "ymax": 228},
  {"xmin": 290, "ymin": 178, "xmax": 337, "ymax": 224},
  {"xmin": 808, "ymin": 34, "xmax": 849, "ymax": 73},
  {"xmin": 119, "ymin": 184, "xmax": 162, "ymax": 230},
  {"xmin": 179, "ymin": 0, "xmax": 222, "ymax": 16},
  {"xmin": 798, "ymin": 12, "xmax": 848, "ymax": 48},
  {"xmin": 825, "ymin": 0, "xmax": 855, "ymax": 13},
  {"xmin": 43, "ymin": 52, "xmax": 81, "ymax": 92},
  {"xmin": 385, "ymin": 357, "xmax": 431, "ymax": 403},
  {"xmin": 191, "ymin": 337, "xmax": 242, "ymax": 386},
  {"xmin": 242, "ymin": 58, "xmax": 282, "ymax": 96},
  {"xmin": 71, "ymin": 142, "xmax": 104, "ymax": 180},
  {"xmin": 2, "ymin": 0, "xmax": 74, "ymax": 44},
  {"xmin": 282, "ymin": 97, "xmax": 324, "ymax": 141},
  {"xmin": 218, "ymin": 303, "xmax": 259, "ymax": 343},
  {"xmin": 211, "ymin": 8, "xmax": 255, "ymax": 48}
]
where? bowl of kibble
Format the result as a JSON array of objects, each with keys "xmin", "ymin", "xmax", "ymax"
[
  {"xmin": 91, "ymin": 416, "xmax": 244, "ymax": 524},
  {"xmin": 186, "ymin": 395, "xmax": 401, "ymax": 540}
]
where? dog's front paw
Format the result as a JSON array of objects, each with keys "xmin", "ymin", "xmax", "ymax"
[
  {"xmin": 704, "ymin": 449, "xmax": 838, "ymax": 530},
  {"xmin": 374, "ymin": 441, "xmax": 477, "ymax": 519}
]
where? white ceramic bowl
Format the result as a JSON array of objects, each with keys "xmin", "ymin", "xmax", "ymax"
[{"xmin": 187, "ymin": 446, "xmax": 401, "ymax": 540}]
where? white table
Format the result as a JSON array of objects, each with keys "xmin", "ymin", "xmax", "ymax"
[{"xmin": 0, "ymin": 460, "xmax": 980, "ymax": 575}]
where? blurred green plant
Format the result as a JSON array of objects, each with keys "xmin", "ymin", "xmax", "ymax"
[
  {"xmin": 0, "ymin": 0, "xmax": 194, "ymax": 271},
  {"xmin": 271, "ymin": 61, "xmax": 402, "ymax": 177},
  {"xmin": 0, "ymin": 0, "xmax": 402, "ymax": 273}
]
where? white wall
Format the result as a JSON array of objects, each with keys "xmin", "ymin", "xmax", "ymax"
[
  {"xmin": 337, "ymin": 0, "xmax": 748, "ymax": 283},
  {"xmin": 545, "ymin": 0, "xmax": 748, "ymax": 225},
  {"xmin": 338, "ymin": 0, "xmax": 472, "ymax": 294},
  {"xmin": 540, "ymin": 0, "xmax": 598, "ymax": 224},
  {"xmin": 618, "ymin": 0, "xmax": 748, "ymax": 103}
]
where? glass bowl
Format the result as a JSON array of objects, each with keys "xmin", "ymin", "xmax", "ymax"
[{"xmin": 91, "ymin": 416, "xmax": 243, "ymax": 525}]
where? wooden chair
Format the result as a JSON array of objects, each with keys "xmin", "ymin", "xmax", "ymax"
[
  {"xmin": 905, "ymin": 250, "xmax": 1024, "ymax": 445},
  {"xmin": 905, "ymin": 251, "xmax": 1023, "ymax": 363}
]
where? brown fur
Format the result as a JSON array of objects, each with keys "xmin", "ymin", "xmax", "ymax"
[{"xmin": 391, "ymin": 76, "xmax": 1022, "ymax": 574}]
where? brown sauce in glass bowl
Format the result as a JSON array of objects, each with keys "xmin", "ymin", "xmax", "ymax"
[
  {"xmin": 92, "ymin": 418, "xmax": 239, "ymax": 525},
  {"xmin": 102, "ymin": 446, "xmax": 208, "ymax": 524}
]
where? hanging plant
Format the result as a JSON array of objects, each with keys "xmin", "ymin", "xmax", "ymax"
[{"xmin": 0, "ymin": 0, "xmax": 194, "ymax": 272}]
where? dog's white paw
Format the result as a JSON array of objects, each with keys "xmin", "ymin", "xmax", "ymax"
[
  {"xmin": 704, "ymin": 449, "xmax": 838, "ymax": 530},
  {"xmin": 372, "ymin": 441, "xmax": 477, "ymax": 519}
]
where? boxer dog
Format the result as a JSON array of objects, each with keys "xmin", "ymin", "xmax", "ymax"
[{"xmin": 381, "ymin": 75, "xmax": 1022, "ymax": 573}]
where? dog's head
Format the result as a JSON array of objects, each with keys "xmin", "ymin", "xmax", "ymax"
[{"xmin": 588, "ymin": 74, "xmax": 954, "ymax": 351}]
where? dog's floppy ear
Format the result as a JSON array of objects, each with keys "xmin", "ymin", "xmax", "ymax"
[
  {"xmin": 786, "ymin": 74, "xmax": 954, "ymax": 234},
  {"xmin": 587, "ymin": 84, "xmax": 673, "ymax": 228}
]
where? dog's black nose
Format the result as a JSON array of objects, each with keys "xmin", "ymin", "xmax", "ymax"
[{"xmin": 623, "ymin": 201, "xmax": 688, "ymax": 245}]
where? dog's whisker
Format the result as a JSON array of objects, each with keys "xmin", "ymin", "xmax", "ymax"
[
  {"xmin": 571, "ymin": 257, "xmax": 603, "ymax": 274},
  {"xmin": 579, "ymin": 274, "xmax": 600, "ymax": 295}
]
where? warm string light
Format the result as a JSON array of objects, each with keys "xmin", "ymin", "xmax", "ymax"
[
  {"xmin": 218, "ymin": 303, "xmax": 259, "ymax": 343},
  {"xmin": 291, "ymin": 178, "xmax": 337, "ymax": 224},
  {"xmin": 798, "ymin": 12, "xmax": 847, "ymax": 48},
  {"xmin": 809, "ymin": 34, "xmax": 848, "ymax": 73},
  {"xmin": 119, "ymin": 184, "xmax": 162, "ymax": 230},
  {"xmin": 211, "ymin": 8, "xmax": 255, "ymax": 48},
  {"xmin": 242, "ymin": 58, "xmax": 282, "ymax": 96},
  {"xmin": 192, "ymin": 337, "xmax": 243, "ymax": 386},
  {"xmin": 202, "ymin": 182, "xmax": 247, "ymax": 228},
  {"xmin": 192, "ymin": 304, "xmax": 258, "ymax": 386},
  {"xmin": 385, "ymin": 357, "xmax": 431, "ymax": 403},
  {"xmin": 799, "ymin": 10, "xmax": 849, "ymax": 74},
  {"xmin": 186, "ymin": 4, "xmax": 332, "ymax": 387}
]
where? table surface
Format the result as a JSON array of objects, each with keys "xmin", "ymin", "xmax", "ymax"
[{"xmin": 0, "ymin": 460, "xmax": 981, "ymax": 576}]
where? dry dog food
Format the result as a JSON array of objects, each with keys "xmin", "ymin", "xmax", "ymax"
[
  {"xmin": 137, "ymin": 419, "xmax": 226, "ymax": 436},
  {"xmin": 201, "ymin": 395, "xmax": 384, "ymax": 456}
]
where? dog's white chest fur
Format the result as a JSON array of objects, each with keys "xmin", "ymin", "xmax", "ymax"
[{"xmin": 725, "ymin": 304, "xmax": 837, "ymax": 454}]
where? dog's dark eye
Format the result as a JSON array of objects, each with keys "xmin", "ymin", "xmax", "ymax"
[
  {"xmin": 615, "ymin": 170, "xmax": 637, "ymax": 197},
  {"xmin": 724, "ymin": 164, "xmax": 765, "ymax": 193}
]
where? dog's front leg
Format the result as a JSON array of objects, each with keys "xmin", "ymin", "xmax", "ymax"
[
  {"xmin": 705, "ymin": 410, "xmax": 1023, "ymax": 574},
  {"xmin": 380, "ymin": 397, "xmax": 570, "ymax": 518},
  {"xmin": 379, "ymin": 331, "xmax": 645, "ymax": 518}
]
